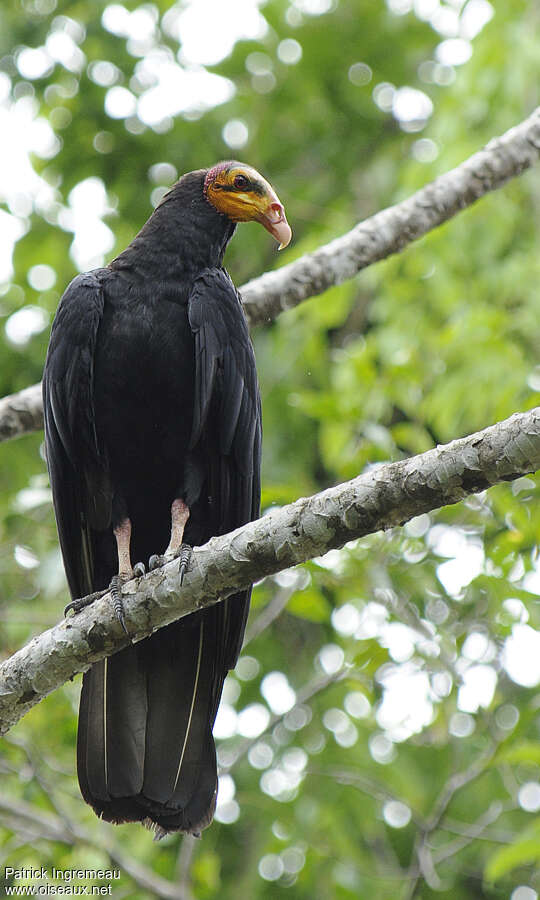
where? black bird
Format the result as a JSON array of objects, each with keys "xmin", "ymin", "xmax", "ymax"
[{"xmin": 42, "ymin": 162, "xmax": 291, "ymax": 837}]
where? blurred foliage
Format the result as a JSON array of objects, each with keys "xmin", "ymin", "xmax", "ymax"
[{"xmin": 1, "ymin": 0, "xmax": 540, "ymax": 897}]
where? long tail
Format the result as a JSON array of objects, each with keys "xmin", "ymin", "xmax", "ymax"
[{"xmin": 76, "ymin": 596, "xmax": 245, "ymax": 836}]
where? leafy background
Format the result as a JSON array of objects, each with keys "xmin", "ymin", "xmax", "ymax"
[{"xmin": 1, "ymin": 0, "xmax": 540, "ymax": 897}]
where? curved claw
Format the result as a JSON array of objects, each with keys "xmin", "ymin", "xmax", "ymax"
[
  {"xmin": 177, "ymin": 544, "xmax": 192, "ymax": 585},
  {"xmin": 149, "ymin": 554, "xmax": 163, "ymax": 571},
  {"xmin": 64, "ymin": 598, "xmax": 85, "ymax": 617},
  {"xmin": 64, "ymin": 577, "xmax": 132, "ymax": 639},
  {"xmin": 64, "ymin": 588, "xmax": 107, "ymax": 618},
  {"xmin": 110, "ymin": 575, "xmax": 130, "ymax": 638},
  {"xmin": 133, "ymin": 561, "xmax": 146, "ymax": 577},
  {"xmin": 148, "ymin": 546, "xmax": 191, "ymax": 582}
]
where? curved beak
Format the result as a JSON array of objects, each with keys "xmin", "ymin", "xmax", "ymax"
[{"xmin": 257, "ymin": 195, "xmax": 292, "ymax": 250}]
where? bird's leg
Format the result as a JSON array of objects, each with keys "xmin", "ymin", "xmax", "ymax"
[
  {"xmin": 109, "ymin": 518, "xmax": 136, "ymax": 635},
  {"xmin": 166, "ymin": 498, "xmax": 190, "ymax": 557},
  {"xmin": 114, "ymin": 517, "xmax": 133, "ymax": 579},
  {"xmin": 64, "ymin": 518, "xmax": 145, "ymax": 635},
  {"xmin": 149, "ymin": 498, "xmax": 192, "ymax": 582}
]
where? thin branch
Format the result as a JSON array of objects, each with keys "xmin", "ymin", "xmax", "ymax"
[
  {"xmin": 309, "ymin": 766, "xmax": 423, "ymax": 826},
  {"xmin": 432, "ymin": 802, "xmax": 509, "ymax": 864},
  {"xmin": 241, "ymin": 105, "xmax": 540, "ymax": 326},
  {"xmin": 438, "ymin": 809, "xmax": 515, "ymax": 846},
  {"xmin": 5, "ymin": 734, "xmax": 78, "ymax": 837},
  {"xmin": 2, "ymin": 734, "xmax": 187, "ymax": 893},
  {"xmin": 426, "ymin": 744, "xmax": 498, "ymax": 831},
  {"xmin": 2, "ymin": 107, "xmax": 540, "ymax": 443},
  {"xmin": 0, "ymin": 406, "xmax": 539, "ymax": 735},
  {"xmin": 404, "ymin": 739, "xmax": 499, "ymax": 897},
  {"xmin": 0, "ymin": 795, "xmax": 192, "ymax": 900},
  {"xmin": 221, "ymin": 666, "xmax": 350, "ymax": 773},
  {"xmin": 175, "ymin": 834, "xmax": 198, "ymax": 892},
  {"xmin": 243, "ymin": 583, "xmax": 296, "ymax": 646}
]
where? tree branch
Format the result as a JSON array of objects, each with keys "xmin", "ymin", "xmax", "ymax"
[
  {"xmin": 405, "ymin": 738, "xmax": 499, "ymax": 896},
  {"xmin": 1, "ymin": 406, "xmax": 539, "ymax": 735},
  {"xmin": 0, "ymin": 384, "xmax": 44, "ymax": 443},
  {"xmin": 221, "ymin": 667, "xmax": 350, "ymax": 774},
  {"xmin": 0, "ymin": 796, "xmax": 192, "ymax": 899},
  {"xmin": 241, "ymin": 105, "xmax": 540, "ymax": 325},
  {"xmin": 1, "ymin": 106, "xmax": 539, "ymax": 443}
]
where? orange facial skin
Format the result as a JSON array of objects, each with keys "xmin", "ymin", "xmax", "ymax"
[{"xmin": 204, "ymin": 161, "xmax": 292, "ymax": 249}]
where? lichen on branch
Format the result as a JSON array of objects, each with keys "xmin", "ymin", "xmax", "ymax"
[{"xmin": 0, "ymin": 406, "xmax": 539, "ymax": 736}]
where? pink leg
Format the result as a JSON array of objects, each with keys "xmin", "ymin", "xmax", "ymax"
[
  {"xmin": 165, "ymin": 499, "xmax": 190, "ymax": 557},
  {"xmin": 114, "ymin": 518, "xmax": 133, "ymax": 578},
  {"xmin": 65, "ymin": 518, "xmax": 136, "ymax": 634},
  {"xmin": 148, "ymin": 499, "xmax": 191, "ymax": 580}
]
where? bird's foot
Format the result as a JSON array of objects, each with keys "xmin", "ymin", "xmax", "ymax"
[
  {"xmin": 65, "ymin": 565, "xmax": 145, "ymax": 634},
  {"xmin": 148, "ymin": 553, "xmax": 165, "ymax": 572},
  {"xmin": 177, "ymin": 544, "xmax": 192, "ymax": 584},
  {"xmin": 149, "ymin": 544, "xmax": 192, "ymax": 584},
  {"xmin": 109, "ymin": 574, "xmax": 131, "ymax": 637},
  {"xmin": 64, "ymin": 588, "xmax": 107, "ymax": 618}
]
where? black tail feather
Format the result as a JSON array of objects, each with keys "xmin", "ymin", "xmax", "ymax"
[{"xmin": 76, "ymin": 596, "xmax": 247, "ymax": 835}]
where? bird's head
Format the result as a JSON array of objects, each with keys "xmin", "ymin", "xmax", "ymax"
[{"xmin": 203, "ymin": 161, "xmax": 292, "ymax": 250}]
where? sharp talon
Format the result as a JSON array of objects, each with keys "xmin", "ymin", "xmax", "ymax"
[
  {"xmin": 64, "ymin": 599, "xmax": 84, "ymax": 617},
  {"xmin": 110, "ymin": 575, "xmax": 130, "ymax": 637},
  {"xmin": 177, "ymin": 544, "xmax": 192, "ymax": 585},
  {"xmin": 133, "ymin": 561, "xmax": 146, "ymax": 577},
  {"xmin": 64, "ymin": 588, "xmax": 107, "ymax": 618},
  {"xmin": 149, "ymin": 544, "xmax": 191, "ymax": 579}
]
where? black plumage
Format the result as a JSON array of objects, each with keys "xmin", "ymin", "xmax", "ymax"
[{"xmin": 42, "ymin": 164, "xmax": 290, "ymax": 835}]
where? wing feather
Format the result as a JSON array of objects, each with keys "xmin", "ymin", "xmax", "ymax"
[
  {"xmin": 42, "ymin": 271, "xmax": 109, "ymax": 599},
  {"xmin": 188, "ymin": 268, "xmax": 262, "ymax": 670}
]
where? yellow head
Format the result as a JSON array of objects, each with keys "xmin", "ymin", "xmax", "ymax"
[{"xmin": 204, "ymin": 161, "xmax": 292, "ymax": 249}]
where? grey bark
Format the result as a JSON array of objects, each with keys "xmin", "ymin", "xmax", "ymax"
[
  {"xmin": 0, "ymin": 384, "xmax": 44, "ymax": 443},
  {"xmin": 2, "ymin": 106, "xmax": 540, "ymax": 442},
  {"xmin": 242, "ymin": 105, "xmax": 540, "ymax": 325},
  {"xmin": 1, "ymin": 406, "xmax": 539, "ymax": 736}
]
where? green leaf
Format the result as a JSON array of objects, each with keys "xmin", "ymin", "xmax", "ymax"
[
  {"xmin": 493, "ymin": 741, "xmax": 540, "ymax": 767},
  {"xmin": 485, "ymin": 820, "xmax": 540, "ymax": 882},
  {"xmin": 288, "ymin": 587, "xmax": 331, "ymax": 622}
]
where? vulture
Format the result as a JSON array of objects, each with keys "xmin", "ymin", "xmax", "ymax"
[{"xmin": 42, "ymin": 162, "xmax": 291, "ymax": 837}]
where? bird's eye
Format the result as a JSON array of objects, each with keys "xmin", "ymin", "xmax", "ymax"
[{"xmin": 233, "ymin": 174, "xmax": 250, "ymax": 190}]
